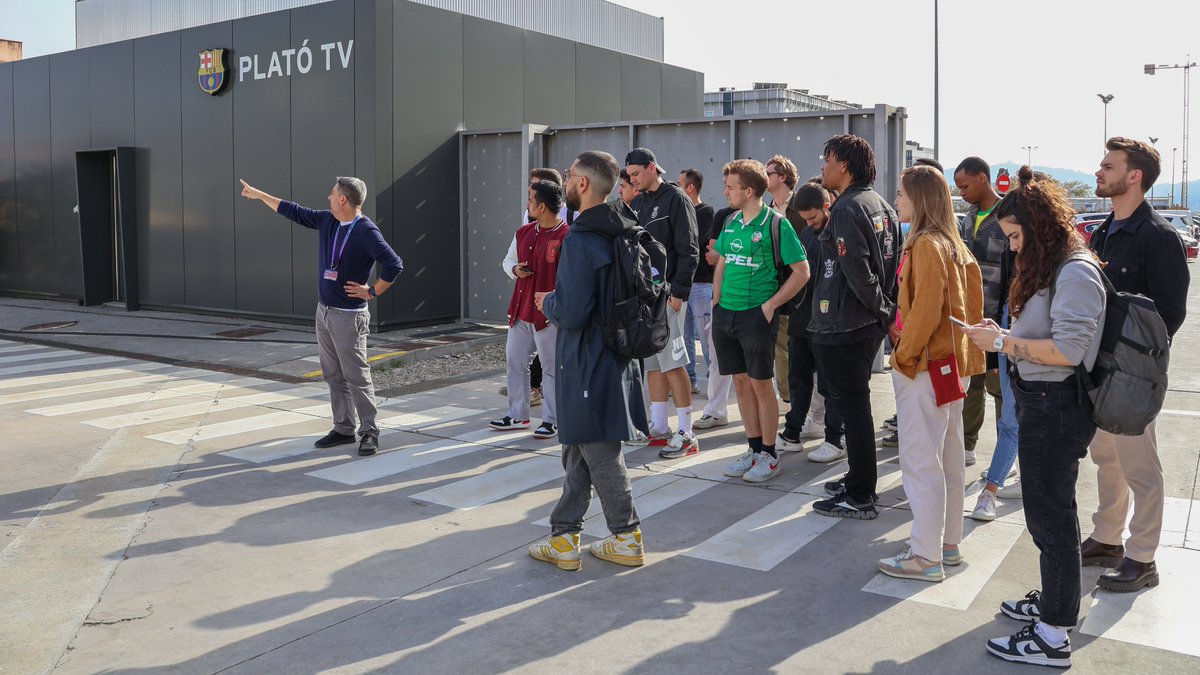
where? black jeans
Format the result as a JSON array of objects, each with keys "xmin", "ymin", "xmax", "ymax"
[
  {"xmin": 1013, "ymin": 374, "xmax": 1096, "ymax": 628},
  {"xmin": 813, "ymin": 337, "xmax": 882, "ymax": 501},
  {"xmin": 784, "ymin": 334, "xmax": 844, "ymax": 445}
]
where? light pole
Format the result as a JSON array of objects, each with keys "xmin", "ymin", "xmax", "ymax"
[
  {"xmin": 1097, "ymin": 94, "xmax": 1114, "ymax": 143},
  {"xmin": 1022, "ymin": 145, "xmax": 1038, "ymax": 167},
  {"xmin": 1149, "ymin": 137, "xmax": 1159, "ymax": 203},
  {"xmin": 933, "ymin": 0, "xmax": 939, "ymax": 162},
  {"xmin": 1172, "ymin": 147, "xmax": 1178, "ymax": 208},
  {"xmin": 1146, "ymin": 57, "xmax": 1195, "ymax": 208}
]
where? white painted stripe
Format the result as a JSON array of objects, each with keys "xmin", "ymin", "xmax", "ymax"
[
  {"xmin": 0, "ymin": 349, "xmax": 75, "ymax": 365},
  {"xmin": 147, "ymin": 410, "xmax": 319, "ymax": 445},
  {"xmin": 861, "ymin": 519, "xmax": 1026, "ymax": 609},
  {"xmin": 0, "ymin": 373, "xmax": 172, "ymax": 406},
  {"xmin": 684, "ymin": 493, "xmax": 838, "ymax": 571},
  {"xmin": 410, "ymin": 453, "xmax": 565, "ymax": 510},
  {"xmin": 0, "ymin": 355, "xmax": 123, "ymax": 378},
  {"xmin": 1159, "ymin": 408, "xmax": 1200, "ymax": 418},
  {"xmin": 1080, "ymin": 546, "xmax": 1200, "ymax": 657},
  {"xmin": 0, "ymin": 362, "xmax": 171, "ymax": 391},
  {"xmin": 221, "ymin": 385, "xmax": 329, "ymax": 406},
  {"xmin": 376, "ymin": 406, "xmax": 484, "ymax": 431},
  {"xmin": 223, "ymin": 435, "xmax": 330, "ymax": 463},
  {"xmin": 306, "ymin": 428, "xmax": 529, "ymax": 485},
  {"xmin": 0, "ymin": 343, "xmax": 44, "ymax": 354},
  {"xmin": 79, "ymin": 379, "xmax": 299, "ymax": 428},
  {"xmin": 534, "ymin": 472, "xmax": 719, "ymax": 537},
  {"xmin": 301, "ymin": 356, "xmax": 323, "ymax": 363},
  {"xmin": 27, "ymin": 373, "xmax": 234, "ymax": 416}
]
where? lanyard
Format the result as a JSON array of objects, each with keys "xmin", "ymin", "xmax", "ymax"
[{"xmin": 329, "ymin": 217, "xmax": 359, "ymax": 270}]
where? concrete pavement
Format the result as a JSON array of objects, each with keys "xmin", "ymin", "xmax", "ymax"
[{"xmin": 1, "ymin": 287, "xmax": 1200, "ymax": 672}]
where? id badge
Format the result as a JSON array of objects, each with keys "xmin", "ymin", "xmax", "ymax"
[{"xmin": 323, "ymin": 269, "xmax": 338, "ymax": 281}]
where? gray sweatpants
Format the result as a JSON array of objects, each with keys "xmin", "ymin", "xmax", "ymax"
[
  {"xmin": 550, "ymin": 441, "xmax": 640, "ymax": 537},
  {"xmin": 506, "ymin": 320, "xmax": 557, "ymax": 425},
  {"xmin": 315, "ymin": 304, "xmax": 377, "ymax": 437}
]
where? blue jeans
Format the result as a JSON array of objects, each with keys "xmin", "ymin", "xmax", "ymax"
[
  {"xmin": 984, "ymin": 304, "xmax": 1020, "ymax": 487},
  {"xmin": 686, "ymin": 283, "xmax": 714, "ymax": 382}
]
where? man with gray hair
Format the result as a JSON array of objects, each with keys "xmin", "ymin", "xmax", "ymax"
[{"xmin": 240, "ymin": 176, "xmax": 404, "ymax": 457}]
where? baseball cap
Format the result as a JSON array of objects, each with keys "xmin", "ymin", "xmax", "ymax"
[{"xmin": 625, "ymin": 147, "xmax": 665, "ymax": 174}]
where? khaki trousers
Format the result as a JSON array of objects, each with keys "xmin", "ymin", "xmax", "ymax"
[{"xmin": 1088, "ymin": 422, "xmax": 1164, "ymax": 563}]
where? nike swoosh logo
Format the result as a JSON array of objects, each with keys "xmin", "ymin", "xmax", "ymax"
[{"xmin": 672, "ymin": 347, "xmax": 687, "ymax": 361}]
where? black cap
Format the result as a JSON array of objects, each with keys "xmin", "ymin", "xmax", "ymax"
[{"xmin": 625, "ymin": 147, "xmax": 665, "ymax": 174}]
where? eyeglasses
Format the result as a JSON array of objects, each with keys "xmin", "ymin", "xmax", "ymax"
[{"xmin": 765, "ymin": 171, "xmax": 780, "ymax": 177}]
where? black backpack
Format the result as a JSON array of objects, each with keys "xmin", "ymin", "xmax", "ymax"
[
  {"xmin": 602, "ymin": 225, "xmax": 669, "ymax": 359},
  {"xmin": 1050, "ymin": 256, "xmax": 1171, "ymax": 436},
  {"xmin": 722, "ymin": 209, "xmax": 804, "ymax": 315}
]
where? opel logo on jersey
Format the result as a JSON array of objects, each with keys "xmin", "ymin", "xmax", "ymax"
[{"xmin": 730, "ymin": 240, "xmax": 744, "ymax": 252}]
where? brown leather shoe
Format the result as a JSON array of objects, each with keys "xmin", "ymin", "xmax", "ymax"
[
  {"xmin": 1098, "ymin": 558, "xmax": 1159, "ymax": 592},
  {"xmin": 1080, "ymin": 537, "xmax": 1124, "ymax": 567}
]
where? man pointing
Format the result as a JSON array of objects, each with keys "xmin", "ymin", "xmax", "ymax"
[{"xmin": 240, "ymin": 177, "xmax": 404, "ymax": 456}]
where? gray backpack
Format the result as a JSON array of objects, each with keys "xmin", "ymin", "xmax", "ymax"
[{"xmin": 1051, "ymin": 256, "xmax": 1170, "ymax": 435}]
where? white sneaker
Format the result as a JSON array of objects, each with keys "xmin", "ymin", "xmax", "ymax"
[
  {"xmin": 970, "ymin": 490, "xmax": 997, "ymax": 521},
  {"xmin": 807, "ymin": 441, "xmax": 847, "ymax": 463},
  {"xmin": 743, "ymin": 451, "xmax": 781, "ymax": 483},
  {"xmin": 589, "ymin": 529, "xmax": 645, "ymax": 566},
  {"xmin": 777, "ymin": 431, "xmax": 805, "ymax": 453},
  {"xmin": 693, "ymin": 413, "xmax": 728, "ymax": 429},
  {"xmin": 997, "ymin": 478, "xmax": 1023, "ymax": 499},
  {"xmin": 624, "ymin": 430, "xmax": 649, "ymax": 447},
  {"xmin": 799, "ymin": 417, "xmax": 824, "ymax": 440},
  {"xmin": 723, "ymin": 451, "xmax": 756, "ymax": 477},
  {"xmin": 965, "ymin": 450, "xmax": 977, "ymax": 466}
]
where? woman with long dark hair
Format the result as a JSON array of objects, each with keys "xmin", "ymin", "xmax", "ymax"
[
  {"xmin": 963, "ymin": 166, "xmax": 1106, "ymax": 668},
  {"xmin": 878, "ymin": 165, "xmax": 984, "ymax": 582}
]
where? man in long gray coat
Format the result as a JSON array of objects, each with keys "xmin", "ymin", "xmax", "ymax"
[{"xmin": 529, "ymin": 150, "xmax": 650, "ymax": 572}]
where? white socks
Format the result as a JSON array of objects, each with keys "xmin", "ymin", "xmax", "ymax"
[
  {"xmin": 650, "ymin": 402, "xmax": 669, "ymax": 433},
  {"xmin": 1036, "ymin": 622, "xmax": 1069, "ymax": 645},
  {"xmin": 677, "ymin": 406, "xmax": 693, "ymax": 435}
]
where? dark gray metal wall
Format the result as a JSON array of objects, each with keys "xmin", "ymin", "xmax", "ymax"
[{"xmin": 0, "ymin": 0, "xmax": 703, "ymax": 329}]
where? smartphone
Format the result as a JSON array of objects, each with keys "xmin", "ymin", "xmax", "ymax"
[{"xmin": 948, "ymin": 315, "xmax": 972, "ymax": 329}]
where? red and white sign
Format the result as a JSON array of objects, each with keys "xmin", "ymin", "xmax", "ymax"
[{"xmin": 996, "ymin": 171, "xmax": 1011, "ymax": 194}]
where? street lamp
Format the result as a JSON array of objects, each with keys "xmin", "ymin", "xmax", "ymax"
[
  {"xmin": 933, "ymin": 0, "xmax": 939, "ymax": 162},
  {"xmin": 1097, "ymin": 94, "xmax": 1114, "ymax": 143},
  {"xmin": 1172, "ymin": 147, "xmax": 1178, "ymax": 208},
  {"xmin": 1146, "ymin": 57, "xmax": 1195, "ymax": 208},
  {"xmin": 1022, "ymin": 145, "xmax": 1038, "ymax": 167},
  {"xmin": 1149, "ymin": 137, "xmax": 1159, "ymax": 203}
]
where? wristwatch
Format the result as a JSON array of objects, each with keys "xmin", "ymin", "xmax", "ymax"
[
  {"xmin": 368, "ymin": 286, "xmax": 377, "ymax": 299},
  {"xmin": 992, "ymin": 334, "xmax": 1005, "ymax": 352}
]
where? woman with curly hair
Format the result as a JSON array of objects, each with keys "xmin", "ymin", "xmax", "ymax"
[
  {"xmin": 878, "ymin": 165, "xmax": 984, "ymax": 582},
  {"xmin": 963, "ymin": 166, "xmax": 1106, "ymax": 668}
]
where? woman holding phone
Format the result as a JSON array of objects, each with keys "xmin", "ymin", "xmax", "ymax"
[
  {"xmin": 878, "ymin": 165, "xmax": 984, "ymax": 582},
  {"xmin": 963, "ymin": 166, "xmax": 1105, "ymax": 668}
]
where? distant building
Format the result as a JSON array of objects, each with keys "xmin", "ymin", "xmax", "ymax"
[
  {"xmin": 0, "ymin": 39, "xmax": 22, "ymax": 63},
  {"xmin": 905, "ymin": 140, "xmax": 935, "ymax": 168},
  {"xmin": 704, "ymin": 83, "xmax": 861, "ymax": 117}
]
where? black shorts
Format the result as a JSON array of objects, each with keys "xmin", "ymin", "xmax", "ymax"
[{"xmin": 712, "ymin": 305, "xmax": 778, "ymax": 380}]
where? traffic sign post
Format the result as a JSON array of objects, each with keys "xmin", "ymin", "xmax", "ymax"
[{"xmin": 996, "ymin": 168, "xmax": 1011, "ymax": 194}]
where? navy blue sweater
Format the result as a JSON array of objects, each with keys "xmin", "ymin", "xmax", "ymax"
[{"xmin": 277, "ymin": 201, "xmax": 405, "ymax": 310}]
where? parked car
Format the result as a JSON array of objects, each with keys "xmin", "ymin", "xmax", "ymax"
[
  {"xmin": 1075, "ymin": 219, "xmax": 1104, "ymax": 244},
  {"xmin": 1163, "ymin": 215, "xmax": 1200, "ymax": 260}
]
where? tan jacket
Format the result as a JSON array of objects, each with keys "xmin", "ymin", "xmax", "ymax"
[{"xmin": 890, "ymin": 234, "xmax": 986, "ymax": 379}]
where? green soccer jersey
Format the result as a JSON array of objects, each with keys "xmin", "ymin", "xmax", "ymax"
[{"xmin": 714, "ymin": 205, "xmax": 806, "ymax": 311}]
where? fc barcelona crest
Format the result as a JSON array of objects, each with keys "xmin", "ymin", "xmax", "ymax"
[{"xmin": 198, "ymin": 49, "xmax": 229, "ymax": 95}]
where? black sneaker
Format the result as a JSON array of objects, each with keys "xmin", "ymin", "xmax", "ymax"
[
  {"xmin": 985, "ymin": 623, "xmax": 1071, "ymax": 668},
  {"xmin": 1000, "ymin": 590, "xmax": 1042, "ymax": 621},
  {"xmin": 358, "ymin": 433, "xmax": 379, "ymax": 457},
  {"xmin": 884, "ymin": 415, "xmax": 898, "ymax": 431},
  {"xmin": 823, "ymin": 475, "xmax": 879, "ymax": 503},
  {"xmin": 314, "ymin": 430, "xmax": 356, "ymax": 449},
  {"xmin": 489, "ymin": 416, "xmax": 531, "ymax": 430},
  {"xmin": 532, "ymin": 422, "xmax": 558, "ymax": 439},
  {"xmin": 813, "ymin": 493, "xmax": 879, "ymax": 520}
]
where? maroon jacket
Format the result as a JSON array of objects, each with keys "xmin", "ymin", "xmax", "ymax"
[{"xmin": 507, "ymin": 219, "xmax": 569, "ymax": 330}]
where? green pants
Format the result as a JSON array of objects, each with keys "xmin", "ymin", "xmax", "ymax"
[{"xmin": 962, "ymin": 370, "xmax": 1001, "ymax": 453}]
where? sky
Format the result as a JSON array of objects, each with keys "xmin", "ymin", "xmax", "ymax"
[{"xmin": 3, "ymin": 0, "xmax": 1198, "ymax": 184}]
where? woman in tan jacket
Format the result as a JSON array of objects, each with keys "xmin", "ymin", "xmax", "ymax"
[{"xmin": 878, "ymin": 165, "xmax": 985, "ymax": 581}]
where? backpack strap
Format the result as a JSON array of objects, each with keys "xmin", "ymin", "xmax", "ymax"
[
  {"xmin": 1046, "ymin": 254, "xmax": 1105, "ymax": 391},
  {"xmin": 769, "ymin": 210, "xmax": 785, "ymax": 276}
]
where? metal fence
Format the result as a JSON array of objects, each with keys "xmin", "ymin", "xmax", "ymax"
[{"xmin": 460, "ymin": 106, "xmax": 907, "ymax": 322}]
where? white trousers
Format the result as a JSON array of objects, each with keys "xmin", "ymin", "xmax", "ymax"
[{"xmin": 892, "ymin": 369, "xmax": 968, "ymax": 562}]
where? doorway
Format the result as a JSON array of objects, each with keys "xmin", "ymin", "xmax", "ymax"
[{"xmin": 76, "ymin": 147, "xmax": 138, "ymax": 309}]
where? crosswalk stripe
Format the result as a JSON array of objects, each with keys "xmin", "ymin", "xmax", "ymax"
[
  {"xmin": 0, "ymin": 362, "xmax": 171, "ymax": 391},
  {"xmin": 26, "ymin": 373, "xmax": 234, "ymax": 416},
  {"xmin": 376, "ymin": 406, "xmax": 484, "ymax": 431},
  {"xmin": 860, "ymin": 518, "xmax": 1026, "ymax": 609},
  {"xmin": 147, "ymin": 410, "xmax": 320, "ymax": 445},
  {"xmin": 533, "ymin": 471, "xmax": 719, "ymax": 537},
  {"xmin": 305, "ymin": 428, "xmax": 530, "ymax": 485},
  {"xmin": 0, "ymin": 355, "xmax": 124, "ymax": 378},
  {"xmin": 0, "ymin": 343, "xmax": 45, "ymax": 354},
  {"xmin": 0, "ymin": 373, "xmax": 173, "ymax": 406},
  {"xmin": 79, "ymin": 377, "xmax": 269, "ymax": 428},
  {"xmin": 683, "ymin": 492, "xmax": 837, "ymax": 571},
  {"xmin": 410, "ymin": 453, "xmax": 566, "ymax": 510},
  {"xmin": 223, "ymin": 435, "xmax": 333, "ymax": 463},
  {"xmin": 0, "ymin": 349, "xmax": 73, "ymax": 364}
]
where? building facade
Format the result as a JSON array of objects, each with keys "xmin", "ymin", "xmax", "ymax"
[
  {"xmin": 904, "ymin": 140, "xmax": 935, "ymax": 167},
  {"xmin": 704, "ymin": 83, "xmax": 861, "ymax": 117},
  {"xmin": 0, "ymin": 0, "xmax": 702, "ymax": 330}
]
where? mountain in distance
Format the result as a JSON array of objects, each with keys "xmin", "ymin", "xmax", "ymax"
[{"xmin": 991, "ymin": 162, "xmax": 1199, "ymax": 206}]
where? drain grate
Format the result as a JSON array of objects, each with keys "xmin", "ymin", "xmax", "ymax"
[
  {"xmin": 21, "ymin": 321, "xmax": 78, "ymax": 331},
  {"xmin": 212, "ymin": 327, "xmax": 277, "ymax": 338}
]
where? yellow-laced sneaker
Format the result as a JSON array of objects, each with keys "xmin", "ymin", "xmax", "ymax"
[
  {"xmin": 528, "ymin": 533, "xmax": 581, "ymax": 571},
  {"xmin": 589, "ymin": 530, "xmax": 645, "ymax": 567}
]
